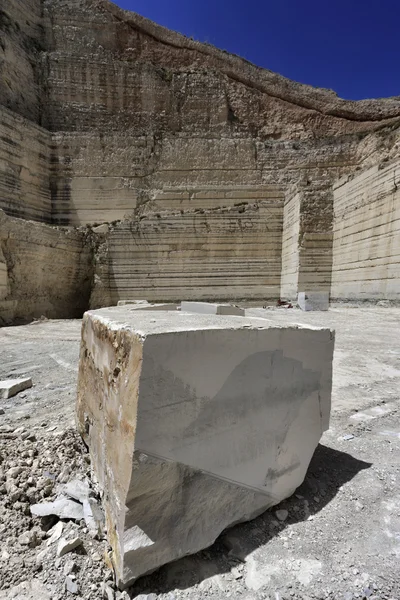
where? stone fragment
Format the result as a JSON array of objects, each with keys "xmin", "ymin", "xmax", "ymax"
[
  {"xmin": 46, "ymin": 521, "xmax": 64, "ymax": 546},
  {"xmin": 83, "ymin": 498, "xmax": 104, "ymax": 537},
  {"xmin": 57, "ymin": 536, "xmax": 83, "ymax": 557},
  {"xmin": 0, "ymin": 579, "xmax": 51, "ymax": 599},
  {"xmin": 18, "ymin": 529, "xmax": 39, "ymax": 548},
  {"xmin": 63, "ymin": 478, "xmax": 91, "ymax": 503},
  {"xmin": 65, "ymin": 576, "xmax": 79, "ymax": 594},
  {"xmin": 77, "ymin": 307, "xmax": 334, "ymax": 587},
  {"xmin": 275, "ymin": 509, "xmax": 289, "ymax": 522},
  {"xmin": 102, "ymin": 584, "xmax": 115, "ymax": 600},
  {"xmin": 7, "ymin": 466, "xmax": 23, "ymax": 478},
  {"xmin": 118, "ymin": 300, "xmax": 179, "ymax": 311},
  {"xmin": 92, "ymin": 224, "xmax": 109, "ymax": 234},
  {"xmin": 5, "ymin": 480, "xmax": 22, "ymax": 502},
  {"xmin": 181, "ymin": 301, "xmax": 245, "ymax": 316},
  {"xmin": 298, "ymin": 292, "xmax": 329, "ymax": 312},
  {"xmin": 117, "ymin": 299, "xmax": 148, "ymax": 306},
  {"xmin": 31, "ymin": 497, "xmax": 84, "ymax": 520},
  {"xmin": 64, "ymin": 559, "xmax": 77, "ymax": 576},
  {"xmin": 0, "ymin": 378, "xmax": 32, "ymax": 399},
  {"xmin": 36, "ymin": 547, "xmax": 51, "ymax": 567}
]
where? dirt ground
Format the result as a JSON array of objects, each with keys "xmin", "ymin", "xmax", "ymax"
[{"xmin": 1, "ymin": 306, "xmax": 400, "ymax": 600}]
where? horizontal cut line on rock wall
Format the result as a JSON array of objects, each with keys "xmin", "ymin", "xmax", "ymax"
[
  {"xmin": 333, "ymin": 239, "xmax": 400, "ymax": 258},
  {"xmin": 110, "ymin": 271, "xmax": 281, "ymax": 279},
  {"xmin": 110, "ymin": 272, "xmax": 282, "ymax": 278},
  {"xmin": 333, "ymin": 223, "xmax": 400, "ymax": 248},
  {"xmin": 332, "ymin": 256, "xmax": 400, "ymax": 272},
  {"xmin": 334, "ymin": 194, "xmax": 399, "ymax": 217},
  {"xmin": 334, "ymin": 206, "xmax": 400, "ymax": 231},
  {"xmin": 110, "ymin": 265, "xmax": 282, "ymax": 272},
  {"xmin": 331, "ymin": 276, "xmax": 400, "ymax": 285}
]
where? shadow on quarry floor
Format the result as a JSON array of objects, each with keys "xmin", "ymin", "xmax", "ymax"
[{"xmin": 126, "ymin": 444, "xmax": 372, "ymax": 596}]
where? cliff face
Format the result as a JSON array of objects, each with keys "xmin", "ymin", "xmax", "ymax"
[
  {"xmin": 0, "ymin": 0, "xmax": 400, "ymax": 316},
  {"xmin": 0, "ymin": 210, "xmax": 93, "ymax": 323},
  {"xmin": 0, "ymin": 0, "xmax": 45, "ymax": 123},
  {"xmin": 40, "ymin": 0, "xmax": 400, "ymax": 226}
]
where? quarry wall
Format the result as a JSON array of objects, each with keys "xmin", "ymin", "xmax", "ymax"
[
  {"xmin": 0, "ymin": 0, "xmax": 44, "ymax": 123},
  {"xmin": 91, "ymin": 193, "xmax": 283, "ymax": 305},
  {"xmin": 0, "ymin": 210, "xmax": 93, "ymax": 324},
  {"xmin": 0, "ymin": 0, "xmax": 400, "ymax": 321},
  {"xmin": 280, "ymin": 190, "xmax": 300, "ymax": 299},
  {"xmin": 0, "ymin": 108, "xmax": 52, "ymax": 222},
  {"xmin": 331, "ymin": 159, "xmax": 400, "ymax": 300}
]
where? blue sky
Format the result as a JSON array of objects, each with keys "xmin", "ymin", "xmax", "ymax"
[{"xmin": 113, "ymin": 0, "xmax": 399, "ymax": 101}]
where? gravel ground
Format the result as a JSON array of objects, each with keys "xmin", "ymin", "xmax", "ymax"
[{"xmin": 0, "ymin": 306, "xmax": 399, "ymax": 600}]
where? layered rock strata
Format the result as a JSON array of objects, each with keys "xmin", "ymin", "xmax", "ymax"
[
  {"xmin": 0, "ymin": 209, "xmax": 93, "ymax": 323},
  {"xmin": 76, "ymin": 306, "xmax": 334, "ymax": 586},
  {"xmin": 1, "ymin": 0, "xmax": 400, "ymax": 320},
  {"xmin": 89, "ymin": 198, "xmax": 284, "ymax": 305},
  {"xmin": 0, "ymin": 108, "xmax": 52, "ymax": 222},
  {"xmin": 331, "ymin": 158, "xmax": 400, "ymax": 300}
]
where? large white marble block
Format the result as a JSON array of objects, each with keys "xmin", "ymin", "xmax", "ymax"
[{"xmin": 76, "ymin": 307, "xmax": 334, "ymax": 588}]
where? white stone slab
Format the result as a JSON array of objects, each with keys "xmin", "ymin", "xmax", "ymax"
[
  {"xmin": 298, "ymin": 292, "xmax": 329, "ymax": 311},
  {"xmin": 181, "ymin": 301, "xmax": 245, "ymax": 316},
  {"xmin": 0, "ymin": 377, "xmax": 32, "ymax": 399},
  {"xmin": 76, "ymin": 307, "xmax": 334, "ymax": 587},
  {"xmin": 117, "ymin": 301, "xmax": 179, "ymax": 311}
]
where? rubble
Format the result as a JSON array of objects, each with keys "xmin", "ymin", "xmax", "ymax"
[
  {"xmin": 83, "ymin": 498, "xmax": 104, "ymax": 538},
  {"xmin": 65, "ymin": 575, "xmax": 79, "ymax": 594},
  {"xmin": 276, "ymin": 509, "xmax": 289, "ymax": 522},
  {"xmin": 63, "ymin": 478, "xmax": 91, "ymax": 503},
  {"xmin": 0, "ymin": 378, "xmax": 32, "ymax": 399},
  {"xmin": 30, "ymin": 497, "xmax": 84, "ymax": 520},
  {"xmin": 46, "ymin": 521, "xmax": 64, "ymax": 546},
  {"xmin": 56, "ymin": 536, "xmax": 83, "ymax": 557},
  {"xmin": 0, "ymin": 579, "xmax": 51, "ymax": 599},
  {"xmin": 0, "ymin": 424, "xmax": 111, "ymax": 597},
  {"xmin": 76, "ymin": 306, "xmax": 334, "ymax": 587}
]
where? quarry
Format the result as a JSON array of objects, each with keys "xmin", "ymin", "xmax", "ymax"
[{"xmin": 1, "ymin": 0, "xmax": 400, "ymax": 599}]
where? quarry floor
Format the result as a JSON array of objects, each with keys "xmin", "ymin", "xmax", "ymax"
[{"xmin": 1, "ymin": 306, "xmax": 400, "ymax": 600}]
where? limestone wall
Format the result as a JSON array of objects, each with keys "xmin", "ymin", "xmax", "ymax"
[
  {"xmin": 280, "ymin": 184, "xmax": 333, "ymax": 301},
  {"xmin": 1, "ymin": 0, "xmax": 400, "ymax": 317},
  {"xmin": 0, "ymin": 108, "xmax": 52, "ymax": 221},
  {"xmin": 42, "ymin": 0, "xmax": 400, "ymax": 134},
  {"xmin": 42, "ymin": 0, "xmax": 399, "ymax": 230},
  {"xmin": 91, "ymin": 197, "xmax": 283, "ymax": 305},
  {"xmin": 0, "ymin": 210, "xmax": 93, "ymax": 323},
  {"xmin": 0, "ymin": 0, "xmax": 44, "ymax": 123},
  {"xmin": 297, "ymin": 185, "xmax": 333, "ymax": 295},
  {"xmin": 331, "ymin": 160, "xmax": 400, "ymax": 300},
  {"xmin": 280, "ymin": 190, "xmax": 300, "ymax": 299}
]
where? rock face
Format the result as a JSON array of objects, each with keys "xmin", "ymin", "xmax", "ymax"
[
  {"xmin": 331, "ymin": 159, "xmax": 400, "ymax": 300},
  {"xmin": 76, "ymin": 306, "xmax": 334, "ymax": 587},
  {"xmin": 0, "ymin": 209, "xmax": 94, "ymax": 323},
  {"xmin": 1, "ymin": 0, "xmax": 400, "ymax": 320}
]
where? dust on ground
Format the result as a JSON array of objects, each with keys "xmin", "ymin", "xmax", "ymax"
[{"xmin": 0, "ymin": 306, "xmax": 399, "ymax": 600}]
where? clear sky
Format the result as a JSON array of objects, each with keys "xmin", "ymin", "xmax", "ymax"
[{"xmin": 112, "ymin": 0, "xmax": 399, "ymax": 101}]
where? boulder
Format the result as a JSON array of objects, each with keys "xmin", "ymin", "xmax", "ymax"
[{"xmin": 76, "ymin": 307, "xmax": 334, "ymax": 588}]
